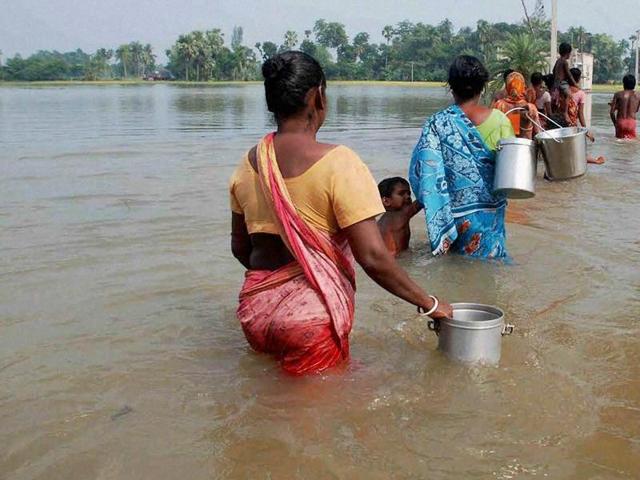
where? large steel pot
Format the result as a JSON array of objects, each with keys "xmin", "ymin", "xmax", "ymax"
[
  {"xmin": 493, "ymin": 138, "xmax": 537, "ymax": 199},
  {"xmin": 427, "ymin": 303, "xmax": 513, "ymax": 365},
  {"xmin": 535, "ymin": 127, "xmax": 587, "ymax": 180}
]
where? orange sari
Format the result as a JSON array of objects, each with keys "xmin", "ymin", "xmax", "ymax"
[
  {"xmin": 493, "ymin": 72, "xmax": 539, "ymax": 137},
  {"xmin": 237, "ymin": 133, "xmax": 356, "ymax": 375}
]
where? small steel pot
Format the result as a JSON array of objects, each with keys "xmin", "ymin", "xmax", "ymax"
[{"xmin": 427, "ymin": 303, "xmax": 514, "ymax": 365}]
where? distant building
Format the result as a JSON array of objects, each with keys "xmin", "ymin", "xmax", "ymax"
[
  {"xmin": 144, "ymin": 69, "xmax": 174, "ymax": 81},
  {"xmin": 570, "ymin": 52, "xmax": 594, "ymax": 90},
  {"xmin": 571, "ymin": 51, "xmax": 594, "ymax": 127}
]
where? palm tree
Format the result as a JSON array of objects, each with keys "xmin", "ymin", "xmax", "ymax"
[
  {"xmin": 353, "ymin": 32, "xmax": 369, "ymax": 61},
  {"xmin": 205, "ymin": 29, "xmax": 225, "ymax": 79},
  {"xmin": 382, "ymin": 25, "xmax": 394, "ymax": 69},
  {"xmin": 491, "ymin": 32, "xmax": 548, "ymax": 81},
  {"xmin": 176, "ymin": 34, "xmax": 196, "ymax": 81},
  {"xmin": 143, "ymin": 44, "xmax": 155, "ymax": 76},
  {"xmin": 476, "ymin": 20, "xmax": 494, "ymax": 63},
  {"xmin": 115, "ymin": 44, "xmax": 131, "ymax": 78},
  {"xmin": 382, "ymin": 25, "xmax": 394, "ymax": 45},
  {"xmin": 283, "ymin": 31, "xmax": 298, "ymax": 50},
  {"xmin": 129, "ymin": 42, "xmax": 144, "ymax": 77},
  {"xmin": 232, "ymin": 46, "xmax": 256, "ymax": 80},
  {"xmin": 191, "ymin": 31, "xmax": 208, "ymax": 81}
]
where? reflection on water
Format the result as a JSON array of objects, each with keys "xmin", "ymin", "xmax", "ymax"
[{"xmin": 1, "ymin": 84, "xmax": 639, "ymax": 479}]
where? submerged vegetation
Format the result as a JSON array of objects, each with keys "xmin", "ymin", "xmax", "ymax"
[{"xmin": 1, "ymin": 8, "xmax": 636, "ymax": 84}]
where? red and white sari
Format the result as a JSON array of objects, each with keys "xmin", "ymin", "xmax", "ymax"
[{"xmin": 237, "ymin": 133, "xmax": 356, "ymax": 375}]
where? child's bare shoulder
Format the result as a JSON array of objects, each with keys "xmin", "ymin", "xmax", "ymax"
[{"xmin": 378, "ymin": 210, "xmax": 405, "ymax": 225}]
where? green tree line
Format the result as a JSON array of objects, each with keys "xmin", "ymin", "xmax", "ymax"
[
  {"xmin": 1, "ymin": 17, "xmax": 636, "ymax": 83},
  {"xmin": 0, "ymin": 41, "xmax": 157, "ymax": 81}
]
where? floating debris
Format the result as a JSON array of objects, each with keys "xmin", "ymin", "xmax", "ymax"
[{"xmin": 111, "ymin": 405, "xmax": 133, "ymax": 421}]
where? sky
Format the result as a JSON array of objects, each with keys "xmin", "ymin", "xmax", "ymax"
[{"xmin": 2, "ymin": 0, "xmax": 639, "ymax": 63}]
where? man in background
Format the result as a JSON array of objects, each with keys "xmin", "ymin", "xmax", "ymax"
[{"xmin": 610, "ymin": 74, "xmax": 639, "ymax": 139}]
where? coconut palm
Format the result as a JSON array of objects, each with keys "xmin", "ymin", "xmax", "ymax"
[
  {"xmin": 129, "ymin": 41, "xmax": 144, "ymax": 77},
  {"xmin": 143, "ymin": 44, "xmax": 155, "ymax": 76},
  {"xmin": 190, "ymin": 31, "xmax": 208, "ymax": 81},
  {"xmin": 115, "ymin": 44, "xmax": 131, "ymax": 78},
  {"xmin": 176, "ymin": 34, "xmax": 197, "ymax": 81},
  {"xmin": 352, "ymin": 32, "xmax": 370, "ymax": 61},
  {"xmin": 205, "ymin": 29, "xmax": 225, "ymax": 79},
  {"xmin": 491, "ymin": 32, "xmax": 548, "ymax": 81}
]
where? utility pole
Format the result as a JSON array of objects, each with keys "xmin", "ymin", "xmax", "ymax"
[
  {"xmin": 411, "ymin": 61, "xmax": 414, "ymax": 82},
  {"xmin": 549, "ymin": 0, "xmax": 558, "ymax": 72}
]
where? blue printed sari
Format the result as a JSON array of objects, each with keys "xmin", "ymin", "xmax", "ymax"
[{"xmin": 409, "ymin": 105, "xmax": 508, "ymax": 259}]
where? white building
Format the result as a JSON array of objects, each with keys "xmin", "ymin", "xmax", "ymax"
[{"xmin": 570, "ymin": 51, "xmax": 594, "ymax": 127}]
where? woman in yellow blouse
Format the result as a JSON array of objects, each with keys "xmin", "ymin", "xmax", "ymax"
[{"xmin": 229, "ymin": 51, "xmax": 451, "ymax": 374}]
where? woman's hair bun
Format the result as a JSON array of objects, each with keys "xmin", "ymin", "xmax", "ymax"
[
  {"xmin": 262, "ymin": 51, "xmax": 326, "ymax": 120},
  {"xmin": 262, "ymin": 56, "xmax": 286, "ymax": 81},
  {"xmin": 447, "ymin": 55, "xmax": 489, "ymax": 101}
]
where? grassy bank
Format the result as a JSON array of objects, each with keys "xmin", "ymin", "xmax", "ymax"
[
  {"xmin": 591, "ymin": 84, "xmax": 622, "ymax": 93},
  {"xmin": 0, "ymin": 79, "xmax": 623, "ymax": 93}
]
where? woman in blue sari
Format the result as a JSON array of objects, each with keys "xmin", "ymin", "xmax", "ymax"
[{"xmin": 409, "ymin": 56, "xmax": 515, "ymax": 259}]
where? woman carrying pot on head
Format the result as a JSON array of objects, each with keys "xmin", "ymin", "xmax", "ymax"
[
  {"xmin": 230, "ymin": 51, "xmax": 452, "ymax": 375},
  {"xmin": 409, "ymin": 55, "xmax": 515, "ymax": 259}
]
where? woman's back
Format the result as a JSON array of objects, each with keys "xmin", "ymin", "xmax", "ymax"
[
  {"xmin": 267, "ymin": 135, "xmax": 335, "ymax": 178},
  {"xmin": 230, "ymin": 143, "xmax": 383, "ymax": 236}
]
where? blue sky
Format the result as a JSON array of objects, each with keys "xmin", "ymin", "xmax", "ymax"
[{"xmin": 2, "ymin": 0, "xmax": 638, "ymax": 61}]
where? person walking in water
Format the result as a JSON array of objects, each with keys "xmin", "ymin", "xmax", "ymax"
[
  {"xmin": 409, "ymin": 55, "xmax": 515, "ymax": 259},
  {"xmin": 569, "ymin": 68, "xmax": 605, "ymax": 164},
  {"xmin": 493, "ymin": 71, "xmax": 540, "ymax": 140},
  {"xmin": 610, "ymin": 74, "xmax": 639, "ymax": 139},
  {"xmin": 529, "ymin": 72, "xmax": 552, "ymax": 122},
  {"xmin": 230, "ymin": 51, "xmax": 451, "ymax": 375},
  {"xmin": 376, "ymin": 177, "xmax": 422, "ymax": 257}
]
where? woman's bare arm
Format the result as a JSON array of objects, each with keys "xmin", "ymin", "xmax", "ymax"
[
  {"xmin": 344, "ymin": 217, "xmax": 452, "ymax": 319},
  {"xmin": 231, "ymin": 212, "xmax": 252, "ymax": 270}
]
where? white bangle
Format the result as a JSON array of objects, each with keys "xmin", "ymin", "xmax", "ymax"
[{"xmin": 417, "ymin": 295, "xmax": 439, "ymax": 317}]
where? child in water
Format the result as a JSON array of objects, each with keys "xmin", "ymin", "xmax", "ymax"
[{"xmin": 377, "ymin": 177, "xmax": 423, "ymax": 256}]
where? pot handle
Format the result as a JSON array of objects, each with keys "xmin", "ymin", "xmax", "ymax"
[
  {"xmin": 502, "ymin": 323, "xmax": 515, "ymax": 336},
  {"xmin": 534, "ymin": 112, "xmax": 564, "ymax": 144},
  {"xmin": 427, "ymin": 319, "xmax": 440, "ymax": 336}
]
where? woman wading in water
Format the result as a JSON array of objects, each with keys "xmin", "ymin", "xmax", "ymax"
[
  {"xmin": 230, "ymin": 52, "xmax": 452, "ymax": 374},
  {"xmin": 410, "ymin": 55, "xmax": 515, "ymax": 258}
]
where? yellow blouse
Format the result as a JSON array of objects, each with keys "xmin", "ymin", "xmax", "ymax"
[{"xmin": 229, "ymin": 145, "xmax": 385, "ymax": 235}]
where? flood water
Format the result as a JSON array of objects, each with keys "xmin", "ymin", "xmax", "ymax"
[{"xmin": 1, "ymin": 83, "xmax": 639, "ymax": 479}]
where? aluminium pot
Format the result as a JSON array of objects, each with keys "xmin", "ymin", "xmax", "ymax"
[
  {"xmin": 535, "ymin": 127, "xmax": 588, "ymax": 180},
  {"xmin": 427, "ymin": 303, "xmax": 513, "ymax": 365},
  {"xmin": 493, "ymin": 137, "xmax": 537, "ymax": 199}
]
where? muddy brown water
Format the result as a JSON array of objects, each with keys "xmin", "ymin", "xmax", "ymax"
[{"xmin": 1, "ymin": 84, "xmax": 639, "ymax": 479}]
